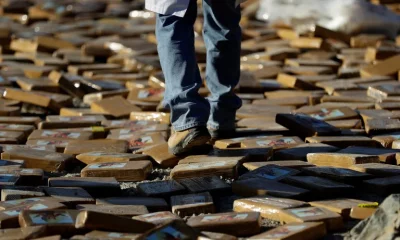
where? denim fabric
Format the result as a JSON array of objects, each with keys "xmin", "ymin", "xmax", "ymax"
[{"xmin": 156, "ymin": 0, "xmax": 242, "ymax": 131}]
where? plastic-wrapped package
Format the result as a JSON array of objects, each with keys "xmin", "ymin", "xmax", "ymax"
[{"xmin": 256, "ymin": 0, "xmax": 400, "ymax": 38}]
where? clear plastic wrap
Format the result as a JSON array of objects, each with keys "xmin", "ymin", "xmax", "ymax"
[{"xmin": 256, "ymin": 0, "xmax": 400, "ymax": 38}]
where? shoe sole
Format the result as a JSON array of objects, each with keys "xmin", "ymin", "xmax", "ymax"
[{"xmin": 170, "ymin": 131, "xmax": 211, "ymax": 156}]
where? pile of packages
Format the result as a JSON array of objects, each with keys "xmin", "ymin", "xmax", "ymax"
[{"xmin": 0, "ymin": 0, "xmax": 397, "ymax": 239}]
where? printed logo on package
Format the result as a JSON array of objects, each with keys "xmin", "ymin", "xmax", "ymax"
[
  {"xmin": 310, "ymin": 108, "xmax": 345, "ymax": 120},
  {"xmin": 138, "ymin": 89, "xmax": 164, "ymax": 99},
  {"xmin": 41, "ymin": 131, "xmax": 80, "ymax": 139},
  {"xmin": 290, "ymin": 208, "xmax": 324, "ymax": 218},
  {"xmin": 256, "ymin": 138, "xmax": 297, "ymax": 147},
  {"xmin": 147, "ymin": 225, "xmax": 188, "ymax": 240},
  {"xmin": 129, "ymin": 136, "xmax": 154, "ymax": 147},
  {"xmin": 180, "ymin": 195, "xmax": 206, "ymax": 204},
  {"xmin": 244, "ymin": 198, "xmax": 298, "ymax": 208},
  {"xmin": 296, "ymin": 114, "xmax": 329, "ymax": 129},
  {"xmin": 36, "ymin": 140, "xmax": 68, "ymax": 146},
  {"xmin": 58, "ymin": 116, "xmax": 97, "ymax": 121},
  {"xmin": 0, "ymin": 174, "xmax": 17, "ymax": 182},
  {"xmin": 138, "ymin": 212, "xmax": 175, "ymax": 222},
  {"xmin": 4, "ymin": 203, "xmax": 49, "ymax": 217},
  {"xmin": 89, "ymin": 162, "xmax": 127, "ymax": 169},
  {"xmin": 184, "ymin": 161, "xmax": 226, "ymax": 170},
  {"xmin": 201, "ymin": 213, "xmax": 248, "ymax": 223},
  {"xmin": 7, "ymin": 198, "xmax": 42, "ymax": 206},
  {"xmin": 254, "ymin": 167, "xmax": 290, "ymax": 180},
  {"xmin": 263, "ymin": 225, "xmax": 307, "ymax": 238},
  {"xmin": 29, "ymin": 211, "xmax": 74, "ymax": 224}
]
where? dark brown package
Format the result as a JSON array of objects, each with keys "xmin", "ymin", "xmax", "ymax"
[
  {"xmin": 282, "ymin": 176, "xmax": 354, "ymax": 196},
  {"xmin": 137, "ymin": 180, "xmax": 186, "ymax": 198},
  {"xmin": 350, "ymin": 163, "xmax": 400, "ymax": 177},
  {"xmin": 43, "ymin": 187, "xmax": 94, "ymax": 206},
  {"xmin": 362, "ymin": 176, "xmax": 400, "ymax": 195},
  {"xmin": 177, "ymin": 176, "xmax": 230, "ymax": 194},
  {"xmin": 1, "ymin": 188, "xmax": 45, "ymax": 201},
  {"xmin": 232, "ymin": 178, "xmax": 309, "ymax": 199},
  {"xmin": 302, "ymin": 167, "xmax": 372, "ymax": 183},
  {"xmin": 239, "ymin": 165, "xmax": 300, "ymax": 181},
  {"xmin": 96, "ymin": 197, "xmax": 169, "ymax": 212},
  {"xmin": 276, "ymin": 113, "xmax": 341, "ymax": 137},
  {"xmin": 305, "ymin": 136, "xmax": 378, "ymax": 148},
  {"xmin": 75, "ymin": 211, "xmax": 155, "ymax": 233},
  {"xmin": 171, "ymin": 192, "xmax": 215, "ymax": 217},
  {"xmin": 48, "ymin": 177, "xmax": 121, "ymax": 198},
  {"xmin": 243, "ymin": 161, "xmax": 315, "ymax": 171},
  {"xmin": 274, "ymin": 143, "xmax": 339, "ymax": 161}
]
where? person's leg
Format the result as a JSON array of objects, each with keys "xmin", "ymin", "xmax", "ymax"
[
  {"xmin": 156, "ymin": 0, "xmax": 211, "ymax": 154},
  {"xmin": 202, "ymin": 0, "xmax": 242, "ymax": 137}
]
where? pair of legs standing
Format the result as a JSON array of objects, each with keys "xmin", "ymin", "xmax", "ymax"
[{"xmin": 156, "ymin": 0, "xmax": 242, "ymax": 154}]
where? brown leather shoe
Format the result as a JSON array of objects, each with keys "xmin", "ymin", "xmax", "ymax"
[{"xmin": 168, "ymin": 127, "xmax": 211, "ymax": 155}]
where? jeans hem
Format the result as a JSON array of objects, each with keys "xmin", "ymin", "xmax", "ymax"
[
  {"xmin": 173, "ymin": 122, "xmax": 207, "ymax": 131},
  {"xmin": 207, "ymin": 123, "xmax": 236, "ymax": 131}
]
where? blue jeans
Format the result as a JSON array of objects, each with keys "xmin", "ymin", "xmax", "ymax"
[{"xmin": 156, "ymin": 0, "xmax": 242, "ymax": 131}]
